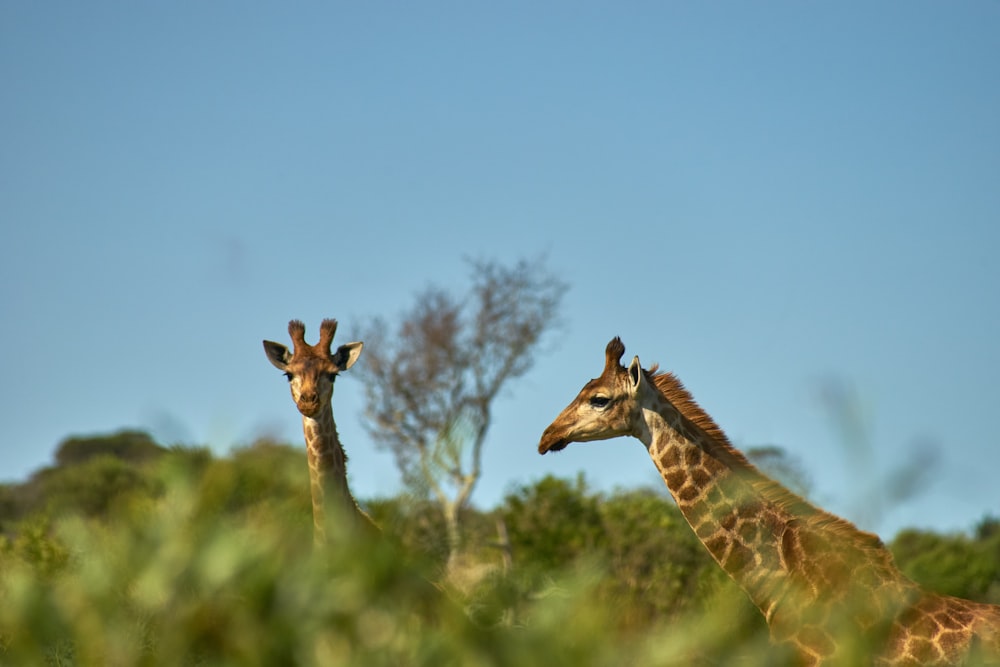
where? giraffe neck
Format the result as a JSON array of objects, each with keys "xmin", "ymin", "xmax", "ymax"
[
  {"xmin": 635, "ymin": 389, "xmax": 925, "ymax": 663},
  {"xmin": 637, "ymin": 399, "xmax": 792, "ymax": 617},
  {"xmin": 627, "ymin": 375, "xmax": 1000, "ymax": 665},
  {"xmin": 302, "ymin": 401, "xmax": 358, "ymax": 545}
]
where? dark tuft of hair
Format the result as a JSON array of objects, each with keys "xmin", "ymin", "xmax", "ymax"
[{"xmin": 605, "ymin": 337, "xmax": 626, "ymax": 368}]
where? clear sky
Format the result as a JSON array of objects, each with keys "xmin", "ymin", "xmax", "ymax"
[{"xmin": 2, "ymin": 2, "xmax": 998, "ymax": 539}]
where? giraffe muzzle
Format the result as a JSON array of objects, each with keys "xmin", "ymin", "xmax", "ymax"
[
  {"xmin": 538, "ymin": 428, "xmax": 569, "ymax": 454},
  {"xmin": 296, "ymin": 399, "xmax": 322, "ymax": 417}
]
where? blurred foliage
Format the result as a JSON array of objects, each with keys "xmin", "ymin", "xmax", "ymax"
[
  {"xmin": 502, "ymin": 474, "xmax": 603, "ymax": 572},
  {"xmin": 54, "ymin": 430, "xmax": 166, "ymax": 467},
  {"xmin": 745, "ymin": 445, "xmax": 812, "ymax": 498},
  {"xmin": 890, "ymin": 517, "xmax": 1000, "ymax": 605},
  {"xmin": 0, "ymin": 430, "xmax": 997, "ymax": 665}
]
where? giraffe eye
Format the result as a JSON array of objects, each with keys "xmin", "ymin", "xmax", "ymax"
[
  {"xmin": 590, "ymin": 396, "xmax": 610, "ymax": 408},
  {"xmin": 283, "ymin": 372, "xmax": 294, "ymax": 382},
  {"xmin": 326, "ymin": 373, "xmax": 338, "ymax": 383}
]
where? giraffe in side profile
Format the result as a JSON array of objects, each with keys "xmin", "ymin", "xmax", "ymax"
[
  {"xmin": 539, "ymin": 337, "xmax": 1000, "ymax": 666},
  {"xmin": 263, "ymin": 318, "xmax": 377, "ymax": 546}
]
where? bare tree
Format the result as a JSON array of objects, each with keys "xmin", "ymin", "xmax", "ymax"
[{"xmin": 355, "ymin": 256, "xmax": 567, "ymax": 568}]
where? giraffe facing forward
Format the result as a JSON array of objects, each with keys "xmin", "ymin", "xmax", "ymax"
[
  {"xmin": 263, "ymin": 319, "xmax": 376, "ymax": 546},
  {"xmin": 539, "ymin": 338, "xmax": 1000, "ymax": 666}
]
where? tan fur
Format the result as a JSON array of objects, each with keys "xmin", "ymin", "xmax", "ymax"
[
  {"xmin": 264, "ymin": 318, "xmax": 375, "ymax": 547},
  {"xmin": 539, "ymin": 337, "xmax": 1000, "ymax": 665},
  {"xmin": 648, "ymin": 369, "xmax": 889, "ymax": 556}
]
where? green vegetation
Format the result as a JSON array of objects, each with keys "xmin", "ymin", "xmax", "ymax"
[{"xmin": 1, "ymin": 431, "xmax": 997, "ymax": 665}]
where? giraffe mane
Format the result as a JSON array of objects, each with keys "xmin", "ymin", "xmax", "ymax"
[{"xmin": 646, "ymin": 368, "xmax": 892, "ymax": 556}]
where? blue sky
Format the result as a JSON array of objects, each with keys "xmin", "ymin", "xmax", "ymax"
[{"xmin": 2, "ymin": 2, "xmax": 998, "ymax": 539}]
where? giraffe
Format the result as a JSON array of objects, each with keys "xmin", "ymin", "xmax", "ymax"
[
  {"xmin": 263, "ymin": 318, "xmax": 377, "ymax": 547},
  {"xmin": 538, "ymin": 338, "xmax": 1000, "ymax": 666}
]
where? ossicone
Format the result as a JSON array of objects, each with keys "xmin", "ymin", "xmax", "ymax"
[
  {"xmin": 318, "ymin": 318, "xmax": 339, "ymax": 353},
  {"xmin": 605, "ymin": 337, "xmax": 626, "ymax": 369},
  {"xmin": 288, "ymin": 320, "xmax": 308, "ymax": 353}
]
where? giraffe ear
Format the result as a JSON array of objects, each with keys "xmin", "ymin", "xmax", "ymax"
[
  {"xmin": 628, "ymin": 355, "xmax": 643, "ymax": 390},
  {"xmin": 332, "ymin": 341, "xmax": 364, "ymax": 371},
  {"xmin": 263, "ymin": 340, "xmax": 291, "ymax": 371}
]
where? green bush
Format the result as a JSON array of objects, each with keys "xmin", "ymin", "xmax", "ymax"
[
  {"xmin": 891, "ymin": 519, "xmax": 1000, "ymax": 604},
  {"xmin": 2, "ymin": 432, "xmax": 997, "ymax": 666},
  {"xmin": 0, "ymin": 472, "xmax": 620, "ymax": 666}
]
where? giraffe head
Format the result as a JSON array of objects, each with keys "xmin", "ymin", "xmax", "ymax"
[
  {"xmin": 539, "ymin": 337, "xmax": 651, "ymax": 454},
  {"xmin": 263, "ymin": 319, "xmax": 364, "ymax": 418}
]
